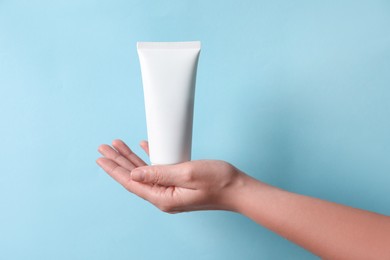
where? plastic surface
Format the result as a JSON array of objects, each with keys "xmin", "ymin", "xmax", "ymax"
[{"xmin": 137, "ymin": 41, "xmax": 201, "ymax": 165}]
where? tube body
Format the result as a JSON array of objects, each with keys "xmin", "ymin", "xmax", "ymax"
[{"xmin": 137, "ymin": 41, "xmax": 201, "ymax": 165}]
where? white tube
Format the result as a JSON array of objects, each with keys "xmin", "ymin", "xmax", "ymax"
[{"xmin": 137, "ymin": 41, "xmax": 201, "ymax": 165}]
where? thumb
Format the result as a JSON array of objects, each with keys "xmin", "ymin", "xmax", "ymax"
[{"xmin": 131, "ymin": 164, "xmax": 192, "ymax": 187}]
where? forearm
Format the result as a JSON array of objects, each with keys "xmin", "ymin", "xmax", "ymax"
[{"xmin": 232, "ymin": 173, "xmax": 390, "ymax": 259}]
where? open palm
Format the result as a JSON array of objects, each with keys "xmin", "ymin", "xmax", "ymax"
[{"xmin": 96, "ymin": 140, "xmax": 241, "ymax": 213}]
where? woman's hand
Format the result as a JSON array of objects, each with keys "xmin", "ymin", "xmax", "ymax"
[
  {"xmin": 96, "ymin": 139, "xmax": 245, "ymax": 213},
  {"xmin": 96, "ymin": 140, "xmax": 390, "ymax": 259}
]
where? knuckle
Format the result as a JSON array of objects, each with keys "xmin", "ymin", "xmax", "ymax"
[
  {"xmin": 113, "ymin": 153, "xmax": 122, "ymax": 160},
  {"xmin": 182, "ymin": 165, "xmax": 194, "ymax": 182},
  {"xmin": 122, "ymin": 149, "xmax": 131, "ymax": 157},
  {"xmin": 152, "ymin": 168, "xmax": 162, "ymax": 184},
  {"xmin": 109, "ymin": 165, "xmax": 120, "ymax": 175},
  {"xmin": 218, "ymin": 160, "xmax": 235, "ymax": 174}
]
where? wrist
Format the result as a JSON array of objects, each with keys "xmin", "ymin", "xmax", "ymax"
[
  {"xmin": 218, "ymin": 170, "xmax": 259, "ymax": 213},
  {"xmin": 228, "ymin": 172, "xmax": 272, "ymax": 216}
]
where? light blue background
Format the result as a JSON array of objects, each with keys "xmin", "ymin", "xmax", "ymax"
[{"xmin": 1, "ymin": 1, "xmax": 389, "ymax": 259}]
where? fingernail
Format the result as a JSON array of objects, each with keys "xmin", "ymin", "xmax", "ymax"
[{"xmin": 131, "ymin": 169, "xmax": 145, "ymax": 182}]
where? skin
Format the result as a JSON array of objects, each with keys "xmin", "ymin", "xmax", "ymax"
[{"xmin": 96, "ymin": 139, "xmax": 390, "ymax": 259}]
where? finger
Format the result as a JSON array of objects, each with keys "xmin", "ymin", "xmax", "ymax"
[
  {"xmin": 96, "ymin": 157, "xmax": 132, "ymax": 185},
  {"xmin": 139, "ymin": 140, "xmax": 149, "ymax": 156},
  {"xmin": 112, "ymin": 139, "xmax": 147, "ymax": 167},
  {"xmin": 131, "ymin": 163, "xmax": 195, "ymax": 189},
  {"xmin": 96, "ymin": 157, "xmax": 155, "ymax": 201},
  {"xmin": 98, "ymin": 144, "xmax": 136, "ymax": 171}
]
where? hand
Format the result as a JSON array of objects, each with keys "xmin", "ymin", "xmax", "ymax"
[
  {"xmin": 97, "ymin": 140, "xmax": 390, "ymax": 259},
  {"xmin": 96, "ymin": 139, "xmax": 245, "ymax": 213}
]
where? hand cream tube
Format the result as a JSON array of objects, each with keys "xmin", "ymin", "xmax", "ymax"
[{"xmin": 137, "ymin": 41, "xmax": 201, "ymax": 165}]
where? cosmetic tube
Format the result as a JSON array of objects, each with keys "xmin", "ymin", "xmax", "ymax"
[{"xmin": 137, "ymin": 41, "xmax": 201, "ymax": 165}]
